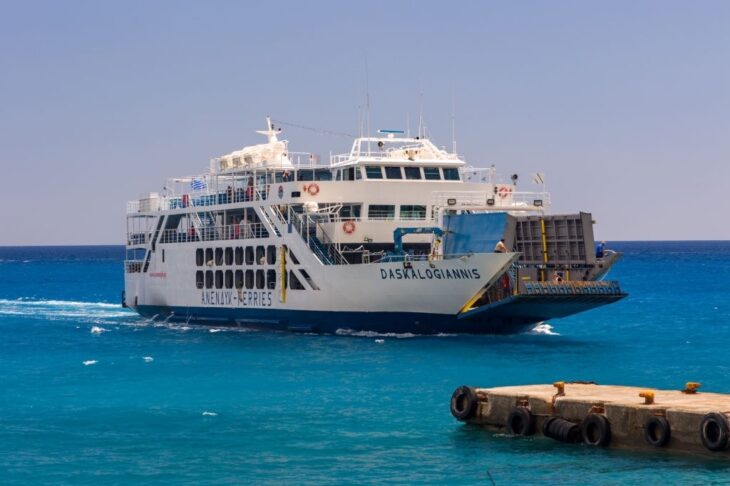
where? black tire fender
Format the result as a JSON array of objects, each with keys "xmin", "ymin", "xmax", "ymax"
[
  {"xmin": 644, "ymin": 416, "xmax": 671, "ymax": 447},
  {"xmin": 700, "ymin": 412, "xmax": 730, "ymax": 452},
  {"xmin": 581, "ymin": 414, "xmax": 611, "ymax": 446},
  {"xmin": 450, "ymin": 386, "xmax": 478, "ymax": 421},
  {"xmin": 507, "ymin": 407, "xmax": 535, "ymax": 436}
]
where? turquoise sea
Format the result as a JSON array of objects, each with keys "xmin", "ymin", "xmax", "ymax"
[{"xmin": 1, "ymin": 242, "xmax": 729, "ymax": 484}]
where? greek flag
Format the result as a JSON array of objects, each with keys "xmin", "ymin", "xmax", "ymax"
[{"xmin": 191, "ymin": 178, "xmax": 206, "ymax": 191}]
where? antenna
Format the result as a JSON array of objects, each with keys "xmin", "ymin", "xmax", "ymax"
[
  {"xmin": 365, "ymin": 56, "xmax": 371, "ymax": 155},
  {"xmin": 418, "ymin": 82, "xmax": 424, "ymax": 138},
  {"xmin": 451, "ymin": 85, "xmax": 457, "ymax": 154},
  {"xmin": 406, "ymin": 112, "xmax": 411, "ymax": 138}
]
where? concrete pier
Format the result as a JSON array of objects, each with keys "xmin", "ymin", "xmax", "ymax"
[{"xmin": 451, "ymin": 382, "xmax": 730, "ymax": 455}]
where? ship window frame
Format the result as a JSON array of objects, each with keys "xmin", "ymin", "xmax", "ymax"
[
  {"xmin": 404, "ymin": 167, "xmax": 422, "ymax": 180},
  {"xmin": 225, "ymin": 270, "xmax": 233, "ymax": 289},
  {"xmin": 196, "ymin": 271, "xmax": 204, "ymax": 289},
  {"xmin": 245, "ymin": 246, "xmax": 254, "ymax": 265},
  {"xmin": 423, "ymin": 167, "xmax": 441, "ymax": 180},
  {"xmin": 368, "ymin": 204, "xmax": 396, "ymax": 220},
  {"xmin": 205, "ymin": 248, "xmax": 214, "ymax": 266},
  {"xmin": 245, "ymin": 269, "xmax": 254, "ymax": 289},
  {"xmin": 266, "ymin": 269, "xmax": 276, "ymax": 289},
  {"xmin": 365, "ymin": 166, "xmax": 383, "ymax": 179},
  {"xmin": 215, "ymin": 270, "xmax": 223, "ymax": 289},
  {"xmin": 215, "ymin": 248, "xmax": 223, "ymax": 266},
  {"xmin": 235, "ymin": 247, "xmax": 243, "ymax": 265},
  {"xmin": 442, "ymin": 168, "xmax": 460, "ymax": 181},
  {"xmin": 400, "ymin": 205, "xmax": 427, "ymax": 220},
  {"xmin": 205, "ymin": 270, "xmax": 214, "ymax": 289},
  {"xmin": 235, "ymin": 269, "xmax": 243, "ymax": 289},
  {"xmin": 384, "ymin": 166, "xmax": 403, "ymax": 180},
  {"xmin": 255, "ymin": 269, "xmax": 265, "ymax": 289},
  {"xmin": 256, "ymin": 246, "xmax": 266, "ymax": 265},
  {"xmin": 225, "ymin": 247, "xmax": 233, "ymax": 265},
  {"xmin": 266, "ymin": 245, "xmax": 276, "ymax": 265},
  {"xmin": 196, "ymin": 248, "xmax": 204, "ymax": 266}
]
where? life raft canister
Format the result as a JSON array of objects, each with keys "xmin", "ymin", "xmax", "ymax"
[
  {"xmin": 498, "ymin": 185, "xmax": 512, "ymax": 199},
  {"xmin": 342, "ymin": 220, "xmax": 356, "ymax": 234}
]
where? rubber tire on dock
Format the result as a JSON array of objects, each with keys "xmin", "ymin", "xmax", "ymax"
[
  {"xmin": 700, "ymin": 412, "xmax": 730, "ymax": 452},
  {"xmin": 450, "ymin": 386, "xmax": 478, "ymax": 421},
  {"xmin": 543, "ymin": 417, "xmax": 581, "ymax": 443},
  {"xmin": 581, "ymin": 414, "xmax": 611, "ymax": 447},
  {"xmin": 643, "ymin": 416, "xmax": 671, "ymax": 447},
  {"xmin": 506, "ymin": 407, "xmax": 535, "ymax": 436}
]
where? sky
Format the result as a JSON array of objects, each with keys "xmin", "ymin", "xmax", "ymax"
[{"xmin": 1, "ymin": 0, "xmax": 728, "ymax": 245}]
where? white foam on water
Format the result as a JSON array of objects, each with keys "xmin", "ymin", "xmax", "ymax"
[
  {"xmin": 90, "ymin": 326, "xmax": 108, "ymax": 334},
  {"xmin": 202, "ymin": 411, "xmax": 218, "ymax": 416},
  {"xmin": 530, "ymin": 322, "xmax": 559, "ymax": 336},
  {"xmin": 209, "ymin": 328, "xmax": 222, "ymax": 333},
  {"xmin": 143, "ymin": 356, "xmax": 154, "ymax": 362},
  {"xmin": 82, "ymin": 360, "xmax": 97, "ymax": 366},
  {"xmin": 0, "ymin": 299, "xmax": 134, "ymax": 324},
  {"xmin": 374, "ymin": 339, "xmax": 385, "ymax": 344},
  {"xmin": 335, "ymin": 329, "xmax": 419, "ymax": 339}
]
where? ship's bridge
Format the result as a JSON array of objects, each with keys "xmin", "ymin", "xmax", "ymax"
[{"xmin": 330, "ymin": 135, "xmax": 464, "ymax": 168}]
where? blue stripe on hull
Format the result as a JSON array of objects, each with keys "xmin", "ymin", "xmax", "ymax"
[{"xmin": 134, "ymin": 305, "xmax": 538, "ymax": 335}]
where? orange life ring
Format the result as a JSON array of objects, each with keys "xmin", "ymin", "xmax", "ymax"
[
  {"xmin": 498, "ymin": 186, "xmax": 512, "ymax": 199},
  {"xmin": 342, "ymin": 220, "xmax": 356, "ymax": 234},
  {"xmin": 306, "ymin": 183, "xmax": 320, "ymax": 196}
]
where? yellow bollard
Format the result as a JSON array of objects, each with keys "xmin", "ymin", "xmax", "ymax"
[{"xmin": 639, "ymin": 391, "xmax": 655, "ymax": 405}]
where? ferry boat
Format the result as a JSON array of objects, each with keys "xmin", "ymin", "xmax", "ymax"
[{"xmin": 123, "ymin": 118, "xmax": 626, "ymax": 334}]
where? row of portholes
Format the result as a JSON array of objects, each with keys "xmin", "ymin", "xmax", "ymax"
[
  {"xmin": 196, "ymin": 246, "xmax": 276, "ymax": 267},
  {"xmin": 196, "ymin": 269, "xmax": 276, "ymax": 290}
]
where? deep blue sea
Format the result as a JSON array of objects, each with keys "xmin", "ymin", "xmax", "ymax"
[{"xmin": 1, "ymin": 242, "xmax": 730, "ymax": 484}]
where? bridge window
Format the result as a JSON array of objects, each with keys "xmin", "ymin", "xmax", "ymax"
[
  {"xmin": 245, "ymin": 270, "xmax": 254, "ymax": 289},
  {"xmin": 215, "ymin": 270, "xmax": 223, "ymax": 289},
  {"xmin": 225, "ymin": 247, "xmax": 233, "ymax": 265},
  {"xmin": 235, "ymin": 270, "xmax": 243, "ymax": 289},
  {"xmin": 196, "ymin": 271, "xmax": 204, "ymax": 289},
  {"xmin": 443, "ymin": 168, "xmax": 460, "ymax": 181},
  {"xmin": 368, "ymin": 205, "xmax": 395, "ymax": 220},
  {"xmin": 423, "ymin": 167, "xmax": 441, "ymax": 180},
  {"xmin": 196, "ymin": 249, "xmax": 204, "ymax": 266},
  {"xmin": 385, "ymin": 167, "xmax": 403, "ymax": 179},
  {"xmin": 340, "ymin": 204, "xmax": 361, "ymax": 218},
  {"xmin": 215, "ymin": 248, "xmax": 223, "ymax": 265},
  {"xmin": 205, "ymin": 270, "xmax": 214, "ymax": 289},
  {"xmin": 256, "ymin": 270, "xmax": 265, "ymax": 289},
  {"xmin": 404, "ymin": 167, "xmax": 422, "ymax": 180},
  {"xmin": 365, "ymin": 166, "xmax": 383, "ymax": 179},
  {"xmin": 235, "ymin": 247, "xmax": 243, "ymax": 265},
  {"xmin": 400, "ymin": 205, "xmax": 426, "ymax": 220},
  {"xmin": 225, "ymin": 270, "xmax": 233, "ymax": 289}
]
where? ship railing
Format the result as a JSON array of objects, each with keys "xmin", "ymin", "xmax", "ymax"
[
  {"xmin": 124, "ymin": 260, "xmax": 144, "ymax": 273},
  {"xmin": 523, "ymin": 280, "xmax": 624, "ymax": 296},
  {"xmin": 287, "ymin": 208, "xmax": 348, "ymax": 265},
  {"xmin": 157, "ymin": 223, "xmax": 269, "ymax": 244},
  {"xmin": 126, "ymin": 232, "xmax": 153, "ymax": 246},
  {"xmin": 461, "ymin": 167, "xmax": 497, "ymax": 184},
  {"xmin": 432, "ymin": 190, "xmax": 551, "ymax": 212}
]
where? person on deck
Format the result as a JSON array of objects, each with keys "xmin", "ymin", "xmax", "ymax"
[{"xmin": 494, "ymin": 239, "xmax": 509, "ymax": 253}]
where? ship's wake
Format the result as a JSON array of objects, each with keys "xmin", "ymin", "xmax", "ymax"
[
  {"xmin": 529, "ymin": 322, "xmax": 559, "ymax": 336},
  {"xmin": 0, "ymin": 298, "xmax": 134, "ymax": 324}
]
